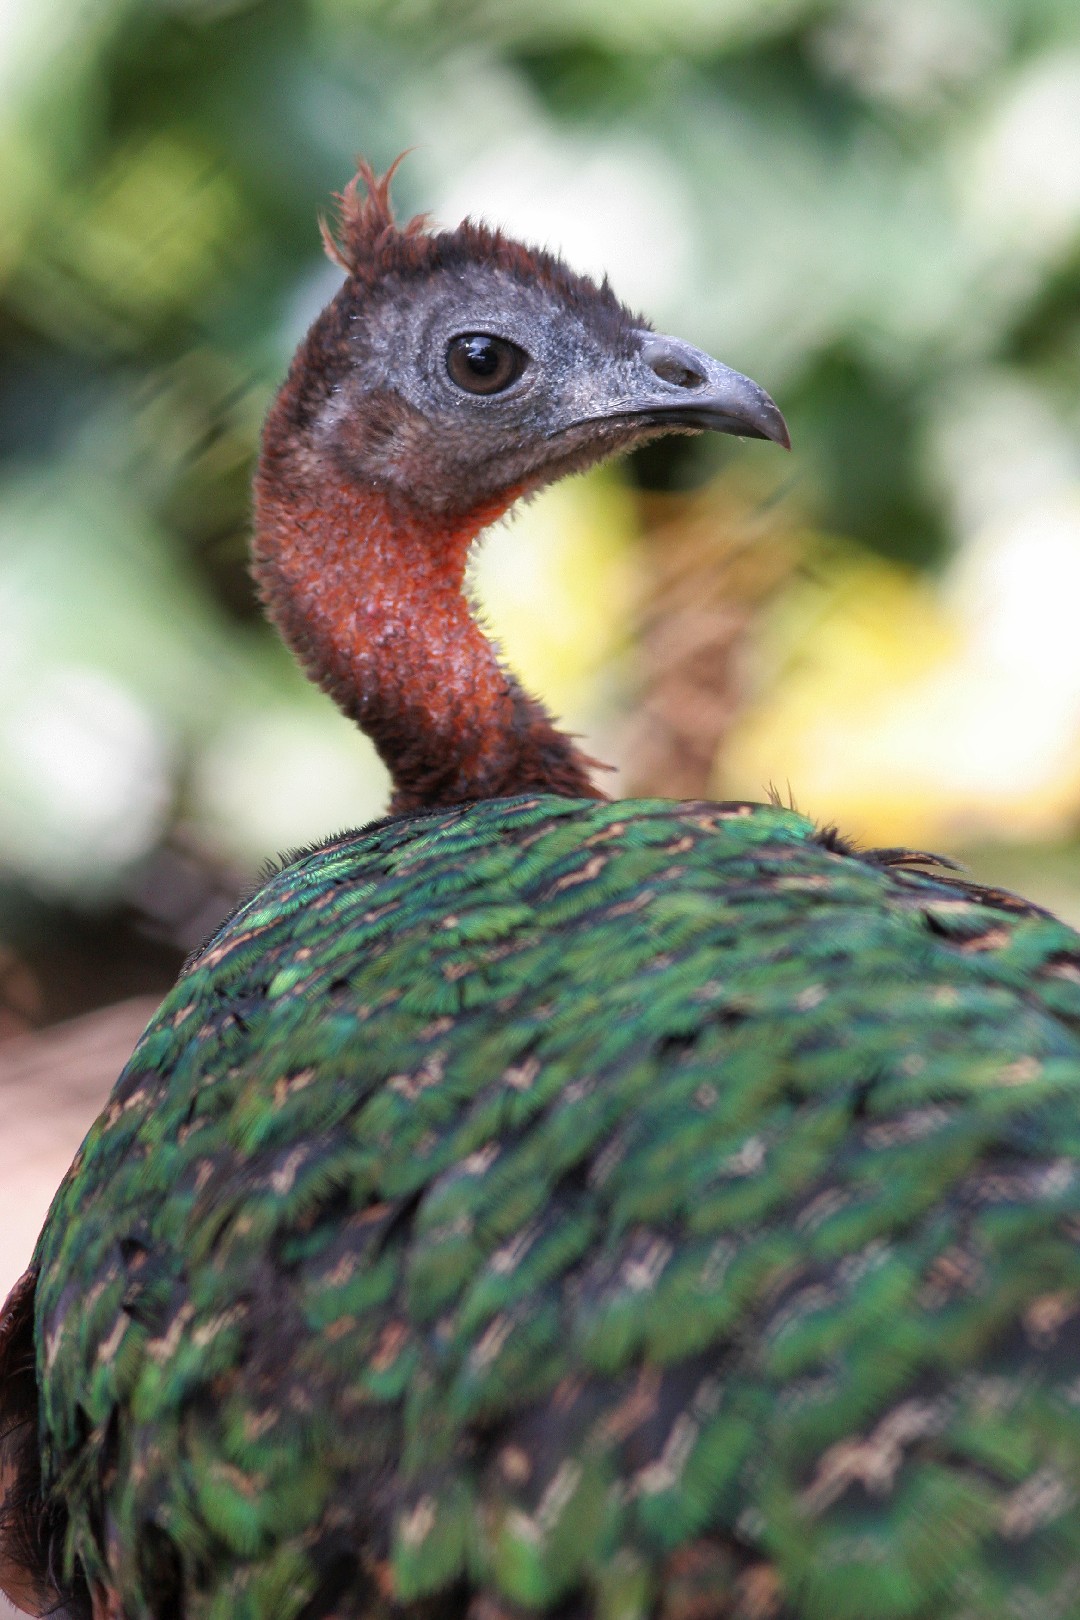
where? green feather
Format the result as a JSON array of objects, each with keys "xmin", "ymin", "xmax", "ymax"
[{"xmin": 19, "ymin": 795, "xmax": 1080, "ymax": 1619}]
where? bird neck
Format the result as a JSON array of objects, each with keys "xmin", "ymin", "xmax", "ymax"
[{"xmin": 252, "ymin": 453, "xmax": 603, "ymax": 815}]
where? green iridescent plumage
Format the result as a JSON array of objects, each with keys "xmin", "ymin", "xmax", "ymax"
[{"xmin": 25, "ymin": 795, "xmax": 1080, "ymax": 1620}]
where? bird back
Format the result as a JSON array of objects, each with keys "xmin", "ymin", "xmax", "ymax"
[{"xmin": 17, "ymin": 794, "xmax": 1080, "ymax": 1620}]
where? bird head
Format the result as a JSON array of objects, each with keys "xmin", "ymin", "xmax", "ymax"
[
  {"xmin": 255, "ymin": 159, "xmax": 790, "ymax": 811},
  {"xmin": 269, "ymin": 158, "xmax": 789, "ymax": 519}
]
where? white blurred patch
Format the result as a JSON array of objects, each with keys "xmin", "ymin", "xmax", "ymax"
[
  {"xmin": 429, "ymin": 129, "xmax": 693, "ymax": 321},
  {"xmin": 965, "ymin": 51, "xmax": 1080, "ymax": 261},
  {"xmin": 0, "ymin": 666, "xmax": 171, "ymax": 893},
  {"xmin": 927, "ymin": 369, "xmax": 1079, "ymax": 539},
  {"xmin": 926, "ymin": 371, "xmax": 1080, "ymax": 802},
  {"xmin": 859, "ymin": 492, "xmax": 1080, "ymax": 810},
  {"xmin": 811, "ymin": 0, "xmax": 1003, "ymax": 113},
  {"xmin": 192, "ymin": 706, "xmax": 389, "ymax": 866},
  {"xmin": 0, "ymin": 0, "xmax": 114, "ymax": 100},
  {"xmin": 951, "ymin": 493, "xmax": 1080, "ymax": 721},
  {"xmin": 966, "ymin": 501, "xmax": 1080, "ymax": 669}
]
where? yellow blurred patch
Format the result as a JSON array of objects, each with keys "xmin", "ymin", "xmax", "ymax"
[
  {"xmin": 721, "ymin": 526, "xmax": 1080, "ymax": 848},
  {"xmin": 14, "ymin": 135, "xmax": 248, "ymax": 346},
  {"xmin": 721, "ymin": 550, "xmax": 958, "ymax": 845},
  {"xmin": 471, "ymin": 469, "xmax": 639, "ymax": 727}
]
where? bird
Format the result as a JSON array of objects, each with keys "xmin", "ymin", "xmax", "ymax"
[{"xmin": 4, "ymin": 158, "xmax": 1080, "ymax": 1620}]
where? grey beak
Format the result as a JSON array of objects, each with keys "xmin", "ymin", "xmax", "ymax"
[{"xmin": 632, "ymin": 333, "xmax": 791, "ymax": 449}]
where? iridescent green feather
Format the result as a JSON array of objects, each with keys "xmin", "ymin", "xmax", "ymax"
[{"xmin": 29, "ymin": 796, "xmax": 1080, "ymax": 1620}]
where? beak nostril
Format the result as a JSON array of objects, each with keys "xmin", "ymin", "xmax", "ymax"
[
  {"xmin": 651, "ymin": 357, "xmax": 704, "ymax": 389},
  {"xmin": 640, "ymin": 337, "xmax": 706, "ymax": 391}
]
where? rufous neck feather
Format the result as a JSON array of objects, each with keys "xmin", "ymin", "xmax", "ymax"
[{"xmin": 252, "ymin": 421, "xmax": 603, "ymax": 814}]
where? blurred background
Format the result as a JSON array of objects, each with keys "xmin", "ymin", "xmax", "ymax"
[{"xmin": 2, "ymin": 0, "xmax": 1080, "ymax": 1331}]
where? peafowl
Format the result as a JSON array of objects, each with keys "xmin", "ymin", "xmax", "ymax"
[{"xmin": 4, "ymin": 161, "xmax": 1080, "ymax": 1620}]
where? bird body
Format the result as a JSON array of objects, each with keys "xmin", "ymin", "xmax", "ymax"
[{"xmin": 4, "ymin": 165, "xmax": 1080, "ymax": 1620}]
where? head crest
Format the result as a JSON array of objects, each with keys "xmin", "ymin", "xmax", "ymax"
[{"xmin": 319, "ymin": 154, "xmax": 432, "ymax": 278}]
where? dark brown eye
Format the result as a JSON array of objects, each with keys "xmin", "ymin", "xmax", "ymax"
[{"xmin": 446, "ymin": 334, "xmax": 528, "ymax": 395}]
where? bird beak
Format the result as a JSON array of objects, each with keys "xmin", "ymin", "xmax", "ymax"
[{"xmin": 625, "ymin": 333, "xmax": 791, "ymax": 449}]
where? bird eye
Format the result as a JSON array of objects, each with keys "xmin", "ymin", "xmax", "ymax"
[{"xmin": 446, "ymin": 334, "xmax": 527, "ymax": 396}]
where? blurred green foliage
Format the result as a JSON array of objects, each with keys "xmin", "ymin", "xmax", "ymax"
[{"xmin": 2, "ymin": 0, "xmax": 1080, "ymax": 1011}]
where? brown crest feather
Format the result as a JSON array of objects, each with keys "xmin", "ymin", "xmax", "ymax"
[{"xmin": 319, "ymin": 153, "xmax": 430, "ymax": 276}]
